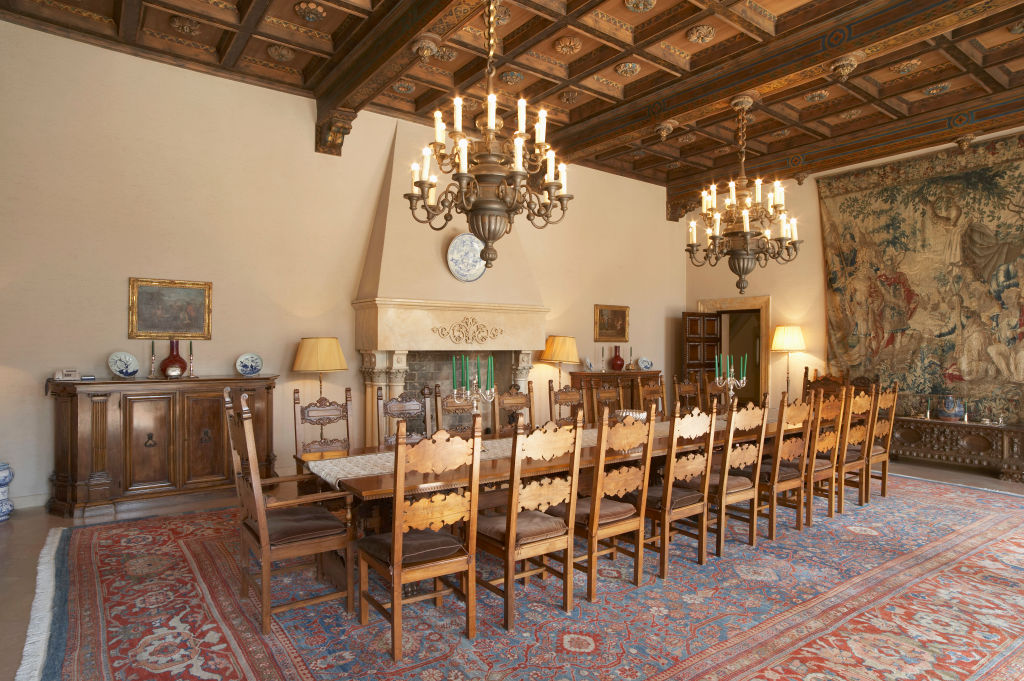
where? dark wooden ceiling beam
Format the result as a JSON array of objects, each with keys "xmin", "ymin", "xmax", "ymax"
[
  {"xmin": 552, "ymin": 0, "xmax": 1021, "ymax": 160},
  {"xmin": 220, "ymin": 0, "xmax": 274, "ymax": 67},
  {"xmin": 704, "ymin": 0, "xmax": 774, "ymax": 42},
  {"xmin": 633, "ymin": 4, "xmax": 707, "ymax": 46},
  {"xmin": 875, "ymin": 63, "xmax": 965, "ymax": 98},
  {"xmin": 836, "ymin": 81, "xmax": 902, "ymax": 118},
  {"xmin": 754, "ymin": 103, "xmax": 826, "ymax": 139},
  {"xmin": 116, "ymin": 0, "xmax": 142, "ymax": 42},
  {"xmin": 929, "ymin": 35, "xmax": 1003, "ymax": 92},
  {"xmin": 665, "ymin": 84, "xmax": 1024, "ymax": 206}
]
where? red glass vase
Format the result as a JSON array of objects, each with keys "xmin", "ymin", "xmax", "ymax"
[
  {"xmin": 610, "ymin": 345, "xmax": 625, "ymax": 371},
  {"xmin": 160, "ymin": 340, "xmax": 187, "ymax": 379}
]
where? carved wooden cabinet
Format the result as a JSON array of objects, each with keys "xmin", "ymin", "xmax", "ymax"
[
  {"xmin": 892, "ymin": 417, "xmax": 1024, "ymax": 481},
  {"xmin": 46, "ymin": 376, "xmax": 276, "ymax": 516}
]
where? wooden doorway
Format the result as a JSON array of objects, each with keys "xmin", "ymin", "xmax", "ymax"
[{"xmin": 697, "ymin": 296, "xmax": 771, "ymax": 403}]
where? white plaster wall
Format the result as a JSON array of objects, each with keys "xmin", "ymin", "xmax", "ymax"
[{"xmin": 0, "ymin": 22, "xmax": 684, "ymax": 506}]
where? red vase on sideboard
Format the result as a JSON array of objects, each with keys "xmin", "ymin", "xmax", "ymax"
[
  {"xmin": 609, "ymin": 345, "xmax": 625, "ymax": 371},
  {"xmin": 160, "ymin": 340, "xmax": 187, "ymax": 378}
]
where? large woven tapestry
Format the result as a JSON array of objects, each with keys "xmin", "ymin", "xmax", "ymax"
[{"xmin": 816, "ymin": 132, "xmax": 1024, "ymax": 423}]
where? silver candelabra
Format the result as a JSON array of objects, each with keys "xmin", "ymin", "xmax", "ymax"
[
  {"xmin": 715, "ymin": 369, "xmax": 747, "ymax": 405},
  {"xmin": 452, "ymin": 375, "xmax": 495, "ymax": 414}
]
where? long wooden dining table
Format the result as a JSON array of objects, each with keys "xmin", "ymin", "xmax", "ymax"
[{"xmin": 308, "ymin": 411, "xmax": 784, "ymax": 503}]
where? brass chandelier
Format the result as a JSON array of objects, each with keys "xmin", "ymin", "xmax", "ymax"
[
  {"xmin": 403, "ymin": 0, "xmax": 572, "ymax": 269},
  {"xmin": 685, "ymin": 94, "xmax": 802, "ymax": 294}
]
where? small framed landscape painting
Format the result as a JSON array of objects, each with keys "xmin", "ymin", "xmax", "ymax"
[
  {"xmin": 594, "ymin": 304, "xmax": 629, "ymax": 342},
  {"xmin": 129, "ymin": 277, "xmax": 212, "ymax": 339}
]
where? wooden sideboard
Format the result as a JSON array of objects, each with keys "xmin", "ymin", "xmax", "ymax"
[
  {"xmin": 569, "ymin": 370, "xmax": 662, "ymax": 424},
  {"xmin": 45, "ymin": 375, "xmax": 276, "ymax": 517},
  {"xmin": 892, "ymin": 416, "xmax": 1024, "ymax": 481}
]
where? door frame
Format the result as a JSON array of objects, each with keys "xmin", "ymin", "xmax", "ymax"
[{"xmin": 697, "ymin": 295, "xmax": 771, "ymax": 401}]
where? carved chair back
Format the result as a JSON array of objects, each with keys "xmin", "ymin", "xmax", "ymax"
[
  {"xmin": 802, "ymin": 367, "xmax": 847, "ymax": 401},
  {"xmin": 766, "ymin": 392, "xmax": 814, "ymax": 484},
  {"xmin": 588, "ymin": 405, "xmax": 656, "ymax": 533},
  {"xmin": 839, "ymin": 385, "xmax": 877, "ymax": 463},
  {"xmin": 293, "ymin": 388, "xmax": 352, "ymax": 462},
  {"xmin": 589, "ymin": 379, "xmax": 624, "ymax": 425},
  {"xmin": 636, "ymin": 376, "xmax": 667, "ymax": 419},
  {"xmin": 872, "ymin": 384, "xmax": 899, "ymax": 456},
  {"xmin": 390, "ymin": 417, "xmax": 482, "ymax": 567},
  {"xmin": 377, "ymin": 386, "xmax": 431, "ymax": 446},
  {"xmin": 224, "ymin": 390, "xmax": 271, "ymax": 549},
  {"xmin": 808, "ymin": 388, "xmax": 847, "ymax": 468},
  {"xmin": 703, "ymin": 374, "xmax": 728, "ymax": 413},
  {"xmin": 548, "ymin": 380, "xmax": 584, "ymax": 426},
  {"xmin": 662, "ymin": 402, "xmax": 717, "ymax": 498},
  {"xmin": 717, "ymin": 397, "xmax": 769, "ymax": 500},
  {"xmin": 673, "ymin": 375, "xmax": 702, "ymax": 411},
  {"xmin": 433, "ymin": 383, "xmax": 475, "ymax": 436},
  {"xmin": 503, "ymin": 412, "xmax": 584, "ymax": 535},
  {"xmin": 492, "ymin": 382, "xmax": 535, "ymax": 438}
]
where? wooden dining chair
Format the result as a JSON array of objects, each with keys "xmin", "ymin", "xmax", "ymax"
[
  {"xmin": 639, "ymin": 400, "xmax": 716, "ymax": 577},
  {"xmin": 357, "ymin": 416, "xmax": 482, "ymax": 660},
  {"xmin": 703, "ymin": 374, "xmax": 728, "ymax": 413},
  {"xmin": 802, "ymin": 367, "xmax": 846, "ymax": 401},
  {"xmin": 224, "ymin": 389, "xmax": 355, "ymax": 634},
  {"xmin": 673, "ymin": 375, "xmax": 702, "ymax": 411},
  {"xmin": 293, "ymin": 387, "xmax": 352, "ymax": 474},
  {"xmin": 696, "ymin": 397, "xmax": 769, "ymax": 556},
  {"xmin": 589, "ymin": 380, "xmax": 624, "ymax": 426},
  {"xmin": 865, "ymin": 384, "xmax": 899, "ymax": 503},
  {"xmin": 757, "ymin": 392, "xmax": 813, "ymax": 540},
  {"xmin": 804, "ymin": 387, "xmax": 847, "ymax": 526},
  {"xmin": 548, "ymin": 379, "xmax": 584, "ymax": 426},
  {"xmin": 546, "ymin": 405, "xmax": 655, "ymax": 602},
  {"xmin": 433, "ymin": 383, "xmax": 475, "ymax": 436},
  {"xmin": 636, "ymin": 376, "xmax": 667, "ymax": 419},
  {"xmin": 476, "ymin": 412, "xmax": 584, "ymax": 630},
  {"xmin": 835, "ymin": 385, "xmax": 877, "ymax": 514},
  {"xmin": 377, "ymin": 386, "xmax": 431, "ymax": 445},
  {"xmin": 492, "ymin": 382, "xmax": 535, "ymax": 438}
]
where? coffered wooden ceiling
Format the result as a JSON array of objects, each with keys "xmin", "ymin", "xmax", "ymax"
[{"xmin": 4, "ymin": 0, "xmax": 1024, "ymax": 218}]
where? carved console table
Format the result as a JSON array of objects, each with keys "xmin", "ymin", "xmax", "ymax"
[
  {"xmin": 892, "ymin": 417, "xmax": 1024, "ymax": 481},
  {"xmin": 45, "ymin": 375, "xmax": 276, "ymax": 517}
]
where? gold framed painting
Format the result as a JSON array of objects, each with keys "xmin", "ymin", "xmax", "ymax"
[
  {"xmin": 129, "ymin": 277, "xmax": 212, "ymax": 339},
  {"xmin": 594, "ymin": 304, "xmax": 629, "ymax": 342}
]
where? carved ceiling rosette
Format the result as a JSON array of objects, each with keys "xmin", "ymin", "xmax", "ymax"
[{"xmin": 431, "ymin": 316, "xmax": 505, "ymax": 344}]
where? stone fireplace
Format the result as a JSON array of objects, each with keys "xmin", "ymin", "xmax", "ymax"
[{"xmin": 353, "ymin": 297, "xmax": 547, "ymax": 445}]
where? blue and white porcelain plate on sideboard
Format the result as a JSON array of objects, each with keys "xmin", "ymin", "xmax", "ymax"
[
  {"xmin": 108, "ymin": 351, "xmax": 140, "ymax": 378},
  {"xmin": 446, "ymin": 233, "xmax": 486, "ymax": 283},
  {"xmin": 235, "ymin": 353, "xmax": 263, "ymax": 376}
]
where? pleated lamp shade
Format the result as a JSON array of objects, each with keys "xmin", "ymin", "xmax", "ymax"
[
  {"xmin": 539, "ymin": 335, "xmax": 580, "ymax": 364},
  {"xmin": 292, "ymin": 337, "xmax": 347, "ymax": 372},
  {"xmin": 771, "ymin": 325, "xmax": 806, "ymax": 352}
]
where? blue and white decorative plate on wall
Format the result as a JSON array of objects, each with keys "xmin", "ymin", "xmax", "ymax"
[
  {"xmin": 108, "ymin": 351, "xmax": 139, "ymax": 378},
  {"xmin": 235, "ymin": 353, "xmax": 263, "ymax": 376},
  {"xmin": 447, "ymin": 233, "xmax": 486, "ymax": 283}
]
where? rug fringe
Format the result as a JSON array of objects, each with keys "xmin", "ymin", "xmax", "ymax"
[{"xmin": 15, "ymin": 527, "xmax": 65, "ymax": 681}]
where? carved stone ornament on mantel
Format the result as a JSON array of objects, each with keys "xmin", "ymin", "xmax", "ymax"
[{"xmin": 431, "ymin": 317, "xmax": 504, "ymax": 344}]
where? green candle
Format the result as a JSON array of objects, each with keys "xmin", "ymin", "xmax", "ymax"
[
  {"xmin": 452, "ymin": 356, "xmax": 456, "ymax": 390},
  {"xmin": 477, "ymin": 355, "xmax": 481, "ymax": 387}
]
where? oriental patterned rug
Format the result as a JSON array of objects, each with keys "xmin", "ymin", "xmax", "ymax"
[{"xmin": 17, "ymin": 477, "xmax": 1024, "ymax": 681}]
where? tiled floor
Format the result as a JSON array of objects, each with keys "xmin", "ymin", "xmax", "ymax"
[{"xmin": 1, "ymin": 464, "xmax": 1021, "ymax": 680}]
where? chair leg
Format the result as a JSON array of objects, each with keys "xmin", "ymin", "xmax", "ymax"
[
  {"xmin": 659, "ymin": 515, "xmax": 671, "ymax": 579},
  {"xmin": 345, "ymin": 546, "xmax": 355, "ymax": 614},
  {"xmin": 697, "ymin": 512, "xmax": 707, "ymax": 565},
  {"xmin": 435, "ymin": 578, "xmax": 444, "ymax": 609},
  {"xmin": 633, "ymin": 528, "xmax": 644, "ymax": 586},
  {"xmin": 716, "ymin": 504, "xmax": 727, "ymax": 557},
  {"xmin": 391, "ymin": 582, "xmax": 404, "ymax": 660},
  {"xmin": 768, "ymin": 492, "xmax": 777, "ymax": 541},
  {"xmin": 239, "ymin": 539, "xmax": 249, "ymax": 598},
  {"xmin": 748, "ymin": 499, "xmax": 757, "ymax": 547},
  {"xmin": 562, "ymin": 545, "xmax": 574, "ymax": 613},
  {"xmin": 795, "ymin": 486, "xmax": 804, "ymax": 532},
  {"xmin": 826, "ymin": 476, "xmax": 835, "ymax": 518},
  {"xmin": 260, "ymin": 557, "xmax": 272, "ymax": 634},
  {"xmin": 805, "ymin": 477, "xmax": 814, "ymax": 527},
  {"xmin": 358, "ymin": 557, "xmax": 370, "ymax": 625},
  {"xmin": 465, "ymin": 560, "xmax": 477, "ymax": 640},
  {"xmin": 503, "ymin": 558, "xmax": 515, "ymax": 631},
  {"xmin": 837, "ymin": 472, "xmax": 845, "ymax": 514},
  {"xmin": 587, "ymin": 538, "xmax": 598, "ymax": 602}
]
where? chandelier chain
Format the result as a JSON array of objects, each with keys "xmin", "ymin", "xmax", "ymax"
[
  {"xmin": 485, "ymin": 0, "xmax": 497, "ymax": 84},
  {"xmin": 736, "ymin": 105, "xmax": 747, "ymax": 168}
]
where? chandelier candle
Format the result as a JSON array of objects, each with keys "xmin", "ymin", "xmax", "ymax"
[
  {"xmin": 403, "ymin": 1, "xmax": 572, "ymax": 269},
  {"xmin": 685, "ymin": 94, "xmax": 802, "ymax": 294}
]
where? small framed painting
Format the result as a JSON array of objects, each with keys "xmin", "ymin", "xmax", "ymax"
[
  {"xmin": 594, "ymin": 304, "xmax": 629, "ymax": 342},
  {"xmin": 129, "ymin": 277, "xmax": 212, "ymax": 339}
]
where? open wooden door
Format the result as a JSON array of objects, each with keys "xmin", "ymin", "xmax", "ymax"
[{"xmin": 681, "ymin": 312, "xmax": 720, "ymax": 395}]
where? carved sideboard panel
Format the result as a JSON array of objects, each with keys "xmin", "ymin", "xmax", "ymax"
[{"xmin": 892, "ymin": 417, "xmax": 1024, "ymax": 482}]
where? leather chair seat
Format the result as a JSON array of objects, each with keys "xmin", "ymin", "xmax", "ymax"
[
  {"xmin": 818, "ymin": 448, "xmax": 863, "ymax": 463},
  {"xmin": 627, "ymin": 484, "xmax": 703, "ymax": 511},
  {"xmin": 547, "ymin": 496, "xmax": 636, "ymax": 525},
  {"xmin": 357, "ymin": 529, "xmax": 465, "ymax": 566},
  {"xmin": 477, "ymin": 510, "xmax": 568, "ymax": 547},
  {"xmin": 849, "ymin": 444, "xmax": 886, "ymax": 458},
  {"xmin": 679, "ymin": 471, "xmax": 753, "ymax": 493},
  {"xmin": 759, "ymin": 462, "xmax": 802, "ymax": 483},
  {"xmin": 810, "ymin": 456, "xmax": 834, "ymax": 471},
  {"xmin": 244, "ymin": 505, "xmax": 346, "ymax": 546}
]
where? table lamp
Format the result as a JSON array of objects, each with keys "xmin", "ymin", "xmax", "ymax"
[
  {"xmin": 539, "ymin": 335, "xmax": 579, "ymax": 391},
  {"xmin": 771, "ymin": 325, "xmax": 806, "ymax": 397},
  {"xmin": 292, "ymin": 337, "xmax": 347, "ymax": 397}
]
